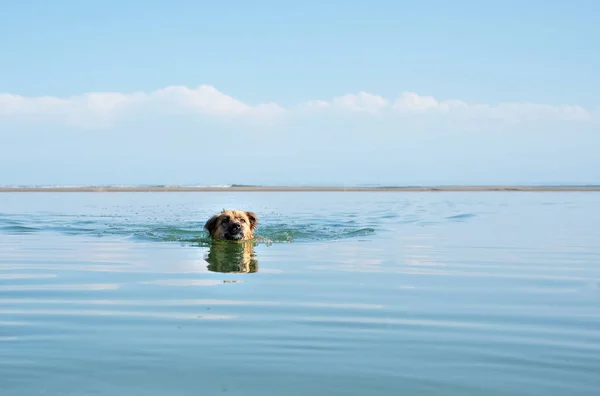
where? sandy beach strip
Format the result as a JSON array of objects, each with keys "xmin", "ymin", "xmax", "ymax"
[{"xmin": 0, "ymin": 186, "xmax": 599, "ymax": 192}]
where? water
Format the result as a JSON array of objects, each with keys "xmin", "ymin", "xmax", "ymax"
[{"xmin": 1, "ymin": 192, "xmax": 599, "ymax": 396}]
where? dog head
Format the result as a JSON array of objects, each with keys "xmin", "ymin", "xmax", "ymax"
[{"xmin": 204, "ymin": 210, "xmax": 258, "ymax": 241}]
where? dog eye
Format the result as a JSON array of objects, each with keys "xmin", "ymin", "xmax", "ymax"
[
  {"xmin": 239, "ymin": 218, "xmax": 246, "ymax": 223},
  {"xmin": 222, "ymin": 216, "xmax": 230, "ymax": 223}
]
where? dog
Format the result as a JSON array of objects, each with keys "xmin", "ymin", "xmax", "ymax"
[{"xmin": 204, "ymin": 210, "xmax": 258, "ymax": 241}]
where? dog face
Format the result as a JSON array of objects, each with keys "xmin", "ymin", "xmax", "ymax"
[{"xmin": 204, "ymin": 210, "xmax": 258, "ymax": 241}]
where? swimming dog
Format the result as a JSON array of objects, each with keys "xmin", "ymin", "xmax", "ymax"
[{"xmin": 204, "ymin": 210, "xmax": 258, "ymax": 241}]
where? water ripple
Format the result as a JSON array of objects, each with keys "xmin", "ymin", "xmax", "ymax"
[
  {"xmin": 0, "ymin": 192, "xmax": 599, "ymax": 396},
  {"xmin": 0, "ymin": 213, "xmax": 375, "ymax": 244}
]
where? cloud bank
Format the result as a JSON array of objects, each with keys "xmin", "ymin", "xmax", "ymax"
[{"xmin": 0, "ymin": 84, "xmax": 596, "ymax": 127}]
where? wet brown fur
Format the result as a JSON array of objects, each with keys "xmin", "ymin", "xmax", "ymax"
[{"xmin": 204, "ymin": 210, "xmax": 258, "ymax": 241}]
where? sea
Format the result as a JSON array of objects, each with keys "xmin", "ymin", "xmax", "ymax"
[{"xmin": 1, "ymin": 191, "xmax": 599, "ymax": 395}]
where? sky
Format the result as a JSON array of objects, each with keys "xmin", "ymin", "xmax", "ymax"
[{"xmin": 1, "ymin": 0, "xmax": 599, "ymax": 186}]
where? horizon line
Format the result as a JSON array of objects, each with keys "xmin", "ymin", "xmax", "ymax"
[{"xmin": 1, "ymin": 184, "xmax": 600, "ymax": 192}]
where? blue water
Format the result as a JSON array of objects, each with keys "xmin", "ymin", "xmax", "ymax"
[{"xmin": 1, "ymin": 192, "xmax": 599, "ymax": 396}]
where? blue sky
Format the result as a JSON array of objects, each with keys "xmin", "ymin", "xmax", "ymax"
[{"xmin": 1, "ymin": 0, "xmax": 599, "ymax": 186}]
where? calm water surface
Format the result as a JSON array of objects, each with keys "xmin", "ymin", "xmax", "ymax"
[{"xmin": 1, "ymin": 192, "xmax": 599, "ymax": 395}]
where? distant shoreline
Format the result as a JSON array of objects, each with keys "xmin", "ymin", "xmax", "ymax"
[{"xmin": 1, "ymin": 186, "xmax": 599, "ymax": 192}]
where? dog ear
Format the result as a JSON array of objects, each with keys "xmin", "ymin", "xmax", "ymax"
[
  {"xmin": 246, "ymin": 211, "xmax": 258, "ymax": 230},
  {"xmin": 204, "ymin": 215, "xmax": 219, "ymax": 236}
]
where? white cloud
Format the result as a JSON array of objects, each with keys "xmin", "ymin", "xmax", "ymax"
[
  {"xmin": 146, "ymin": 85, "xmax": 285, "ymax": 118},
  {"xmin": 0, "ymin": 85, "xmax": 286, "ymax": 127},
  {"xmin": 300, "ymin": 91, "xmax": 594, "ymax": 122},
  {"xmin": 0, "ymin": 85, "xmax": 596, "ymax": 128},
  {"xmin": 391, "ymin": 92, "xmax": 592, "ymax": 121},
  {"xmin": 331, "ymin": 92, "xmax": 388, "ymax": 113},
  {"xmin": 395, "ymin": 92, "xmax": 446, "ymax": 112}
]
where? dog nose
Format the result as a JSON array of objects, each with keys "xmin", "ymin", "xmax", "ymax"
[{"xmin": 231, "ymin": 223, "xmax": 241, "ymax": 231}]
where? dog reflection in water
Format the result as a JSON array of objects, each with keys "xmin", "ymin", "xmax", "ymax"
[{"xmin": 204, "ymin": 240, "xmax": 258, "ymax": 274}]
